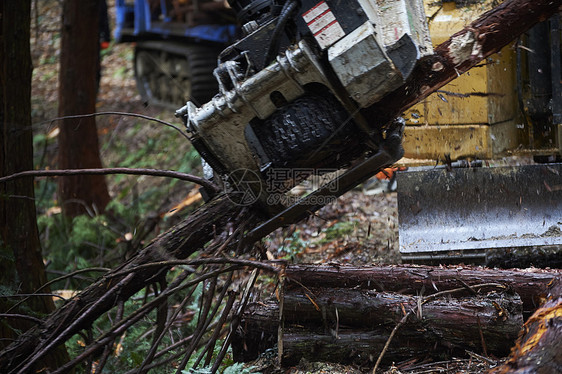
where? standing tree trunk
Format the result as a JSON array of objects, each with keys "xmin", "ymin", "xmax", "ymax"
[
  {"xmin": 58, "ymin": 0, "xmax": 110, "ymax": 217},
  {"xmin": 0, "ymin": 0, "xmax": 70, "ymax": 370}
]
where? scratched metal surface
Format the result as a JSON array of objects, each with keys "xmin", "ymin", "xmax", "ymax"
[{"xmin": 397, "ymin": 163, "xmax": 562, "ymax": 261}]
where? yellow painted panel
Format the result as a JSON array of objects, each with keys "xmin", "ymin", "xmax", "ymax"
[
  {"xmin": 403, "ymin": 121, "xmax": 520, "ymax": 160},
  {"xmin": 423, "ymin": 70, "xmax": 489, "ymax": 124},
  {"xmin": 486, "ymin": 48, "xmax": 517, "ymax": 125},
  {"xmin": 405, "ymin": 1, "xmax": 517, "ymax": 127},
  {"xmin": 403, "ymin": 125, "xmax": 491, "ymax": 160},
  {"xmin": 403, "ymin": 0, "xmax": 520, "ymax": 160}
]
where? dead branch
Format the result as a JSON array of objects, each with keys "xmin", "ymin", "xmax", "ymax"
[
  {"xmin": 0, "ymin": 314, "xmax": 44, "ymax": 324},
  {"xmin": 0, "ymin": 195, "xmax": 258, "ymax": 373},
  {"xmin": 106, "ymin": 258, "xmax": 282, "ymax": 278},
  {"xmin": 372, "ymin": 283, "xmax": 508, "ymax": 373},
  {"xmin": 43, "ymin": 111, "xmax": 190, "ymax": 141},
  {"xmin": 0, "ymin": 167, "xmax": 219, "ymax": 193}
]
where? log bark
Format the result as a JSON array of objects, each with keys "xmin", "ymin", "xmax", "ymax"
[
  {"xmin": 280, "ymin": 288, "xmax": 521, "ymax": 365},
  {"xmin": 232, "ymin": 301, "xmax": 279, "ymax": 362},
  {"xmin": 234, "ymin": 289, "xmax": 523, "ymax": 365},
  {"xmin": 490, "ymin": 280, "xmax": 562, "ymax": 374},
  {"xmin": 58, "ymin": 0, "xmax": 110, "ymax": 217},
  {"xmin": 233, "ymin": 265, "xmax": 562, "ymax": 365},
  {"xmin": 0, "ymin": 0, "xmax": 72, "ymax": 370},
  {"xmin": 284, "ymin": 264, "xmax": 559, "ymax": 316}
]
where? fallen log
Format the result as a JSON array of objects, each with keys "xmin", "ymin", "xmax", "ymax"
[
  {"xmin": 490, "ymin": 279, "xmax": 562, "ymax": 374},
  {"xmin": 1, "ymin": 0, "xmax": 561, "ymax": 371},
  {"xmin": 284, "ymin": 264, "xmax": 559, "ymax": 316},
  {"xmin": 233, "ymin": 265, "xmax": 562, "ymax": 366},
  {"xmin": 233, "ymin": 288, "xmax": 523, "ymax": 365},
  {"xmin": 281, "ymin": 328, "xmax": 430, "ymax": 366},
  {"xmin": 281, "ymin": 288, "xmax": 522, "ymax": 366},
  {"xmin": 232, "ymin": 301, "xmax": 279, "ymax": 362}
]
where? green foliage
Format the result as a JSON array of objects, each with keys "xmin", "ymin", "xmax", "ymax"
[
  {"xmin": 0, "ymin": 284, "xmax": 16, "ymax": 297},
  {"xmin": 321, "ymin": 220, "xmax": 358, "ymax": 242},
  {"xmin": 38, "ymin": 54, "xmax": 58, "ymax": 66},
  {"xmin": 65, "ymin": 292, "xmax": 173, "ymax": 374},
  {"xmin": 107, "ymin": 311, "xmax": 156, "ymax": 370},
  {"xmin": 100, "ymin": 41, "xmax": 114, "ymax": 59},
  {"xmin": 101, "ymin": 120, "xmax": 201, "ymax": 218},
  {"xmin": 186, "ymin": 282, "xmax": 204, "ymax": 331},
  {"xmin": 37, "ymin": 213, "xmax": 119, "ymax": 273},
  {"xmin": 0, "ymin": 243, "xmax": 15, "ymax": 263},
  {"xmin": 181, "ymin": 353, "xmax": 261, "ymax": 374},
  {"xmin": 182, "ymin": 363, "xmax": 257, "ymax": 374},
  {"xmin": 118, "ymin": 46, "xmax": 134, "ymax": 62},
  {"xmin": 223, "ymin": 362, "xmax": 259, "ymax": 374},
  {"xmin": 33, "ymin": 114, "xmax": 202, "ymax": 273},
  {"xmin": 32, "ymin": 132, "xmax": 58, "ymax": 211},
  {"xmin": 28, "ymin": 7, "xmax": 227, "ymax": 369},
  {"xmin": 29, "ymin": 43, "xmax": 214, "ymax": 370},
  {"xmin": 278, "ymin": 229, "xmax": 309, "ymax": 259},
  {"xmin": 113, "ymin": 66, "xmax": 128, "ymax": 79},
  {"xmin": 38, "ymin": 69, "xmax": 57, "ymax": 82},
  {"xmin": 69, "ymin": 215, "xmax": 113, "ymax": 247}
]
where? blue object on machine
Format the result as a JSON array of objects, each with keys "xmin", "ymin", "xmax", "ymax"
[{"xmin": 114, "ymin": 0, "xmax": 236, "ymax": 44}]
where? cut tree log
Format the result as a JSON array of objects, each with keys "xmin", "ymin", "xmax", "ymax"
[
  {"xmin": 232, "ymin": 300, "xmax": 279, "ymax": 362},
  {"xmin": 283, "ymin": 264, "xmax": 560, "ymax": 316},
  {"xmin": 364, "ymin": 0, "xmax": 562, "ymax": 126},
  {"xmin": 490, "ymin": 279, "xmax": 562, "ymax": 374},
  {"xmin": 1, "ymin": 0, "xmax": 560, "ymax": 371},
  {"xmin": 234, "ymin": 289, "xmax": 524, "ymax": 366},
  {"xmin": 233, "ymin": 264, "xmax": 562, "ymax": 366}
]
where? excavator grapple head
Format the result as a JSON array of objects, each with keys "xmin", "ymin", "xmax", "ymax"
[{"xmin": 176, "ymin": 0, "xmax": 432, "ymax": 216}]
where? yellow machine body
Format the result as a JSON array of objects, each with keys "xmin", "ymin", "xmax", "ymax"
[
  {"xmin": 402, "ymin": 0, "xmax": 560, "ymax": 161},
  {"xmin": 397, "ymin": 2, "xmax": 562, "ymax": 264}
]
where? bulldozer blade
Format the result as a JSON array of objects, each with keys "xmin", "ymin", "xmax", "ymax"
[{"xmin": 397, "ymin": 163, "xmax": 562, "ymax": 263}]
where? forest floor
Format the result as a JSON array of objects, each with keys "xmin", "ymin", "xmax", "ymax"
[{"xmin": 29, "ymin": 2, "xmax": 510, "ymax": 373}]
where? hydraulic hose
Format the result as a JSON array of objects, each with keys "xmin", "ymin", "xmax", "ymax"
[{"xmin": 264, "ymin": 0, "xmax": 299, "ymax": 66}]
